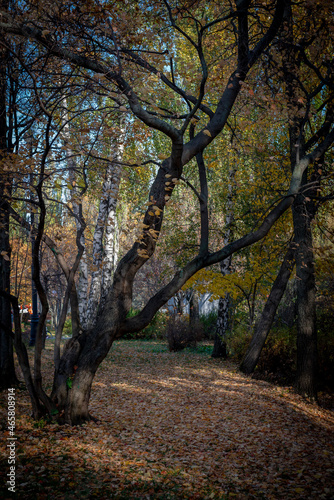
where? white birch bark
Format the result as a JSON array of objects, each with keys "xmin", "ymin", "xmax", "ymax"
[
  {"xmin": 85, "ymin": 161, "xmax": 122, "ymax": 328},
  {"xmin": 99, "ymin": 165, "xmax": 122, "ymax": 312},
  {"xmin": 86, "ymin": 119, "xmax": 125, "ymax": 328}
]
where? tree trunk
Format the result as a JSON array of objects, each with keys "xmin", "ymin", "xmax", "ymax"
[
  {"xmin": 97, "ymin": 164, "xmax": 122, "ymax": 315},
  {"xmin": 0, "ymin": 26, "xmax": 17, "ymax": 389},
  {"xmin": 211, "ymin": 292, "xmax": 230, "ymax": 358},
  {"xmin": 52, "ymin": 301, "xmax": 119, "ymax": 424},
  {"xmin": 7, "ymin": 0, "xmax": 331, "ymax": 424},
  {"xmin": 86, "ymin": 122, "xmax": 125, "ymax": 329},
  {"xmin": 66, "ymin": 370, "xmax": 93, "ymax": 424},
  {"xmin": 0, "ymin": 205, "xmax": 18, "ymax": 388},
  {"xmin": 281, "ymin": 0, "xmax": 318, "ymax": 401},
  {"xmin": 189, "ymin": 289, "xmax": 199, "ymax": 330},
  {"xmin": 293, "ymin": 200, "xmax": 317, "ymax": 400},
  {"xmin": 61, "ymin": 96, "xmax": 87, "ymax": 332},
  {"xmin": 240, "ymin": 244, "xmax": 295, "ymax": 374},
  {"xmin": 10, "ymin": 294, "xmax": 42, "ymax": 418},
  {"xmin": 212, "ymin": 165, "xmax": 235, "ymax": 358}
]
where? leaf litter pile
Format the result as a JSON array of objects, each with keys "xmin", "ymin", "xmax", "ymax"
[{"xmin": 1, "ymin": 340, "xmax": 334, "ymax": 499}]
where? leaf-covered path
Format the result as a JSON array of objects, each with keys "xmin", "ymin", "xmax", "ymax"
[{"xmin": 1, "ymin": 341, "xmax": 334, "ymax": 499}]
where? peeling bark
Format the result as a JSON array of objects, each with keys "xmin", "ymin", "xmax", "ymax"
[{"xmin": 86, "ymin": 163, "xmax": 123, "ymax": 327}]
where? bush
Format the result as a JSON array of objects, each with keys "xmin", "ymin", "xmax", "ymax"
[
  {"xmin": 228, "ymin": 306, "xmax": 334, "ymax": 391},
  {"xmin": 229, "ymin": 326, "xmax": 297, "ymax": 385},
  {"xmin": 166, "ymin": 316, "xmax": 199, "ymax": 352},
  {"xmin": 228, "ymin": 326, "xmax": 253, "ymax": 361},
  {"xmin": 255, "ymin": 328, "xmax": 297, "ymax": 384}
]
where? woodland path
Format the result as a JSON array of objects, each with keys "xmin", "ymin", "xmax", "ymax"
[{"xmin": 1, "ymin": 340, "xmax": 333, "ymax": 499}]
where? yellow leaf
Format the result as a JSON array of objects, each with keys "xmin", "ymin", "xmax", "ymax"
[{"xmin": 203, "ymin": 129, "xmax": 212, "ymax": 137}]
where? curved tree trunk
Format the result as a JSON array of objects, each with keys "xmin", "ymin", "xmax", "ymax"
[
  {"xmin": 240, "ymin": 244, "xmax": 295, "ymax": 374},
  {"xmin": 52, "ymin": 296, "xmax": 120, "ymax": 425}
]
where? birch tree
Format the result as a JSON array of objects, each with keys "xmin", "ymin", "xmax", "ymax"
[{"xmin": 211, "ymin": 163, "xmax": 236, "ymax": 358}]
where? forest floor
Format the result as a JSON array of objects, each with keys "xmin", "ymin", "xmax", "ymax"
[{"xmin": 1, "ymin": 340, "xmax": 334, "ymax": 499}]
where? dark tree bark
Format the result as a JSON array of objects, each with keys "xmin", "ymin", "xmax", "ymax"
[
  {"xmin": 292, "ymin": 198, "xmax": 317, "ymax": 400},
  {"xmin": 281, "ymin": 0, "xmax": 322, "ymax": 400},
  {"xmin": 211, "ymin": 293, "xmax": 229, "ymax": 359},
  {"xmin": 239, "ymin": 244, "xmax": 295, "ymax": 374},
  {"xmin": 0, "ymin": 213, "xmax": 17, "ymax": 389},
  {"xmin": 189, "ymin": 290, "xmax": 199, "ymax": 330},
  {"xmin": 8, "ymin": 293, "xmax": 42, "ymax": 418},
  {"xmin": 0, "ymin": 15, "xmax": 18, "ymax": 389}
]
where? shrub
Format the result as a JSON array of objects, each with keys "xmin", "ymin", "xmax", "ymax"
[
  {"xmin": 166, "ymin": 316, "xmax": 199, "ymax": 352},
  {"xmin": 255, "ymin": 328, "xmax": 297, "ymax": 384},
  {"xmin": 225, "ymin": 323, "xmax": 252, "ymax": 361},
  {"xmin": 229, "ymin": 326, "xmax": 297, "ymax": 385}
]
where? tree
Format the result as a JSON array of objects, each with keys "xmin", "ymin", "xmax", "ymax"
[
  {"xmin": 239, "ymin": 243, "xmax": 295, "ymax": 374},
  {"xmin": 212, "ymin": 162, "xmax": 235, "ymax": 358},
  {"xmin": 240, "ymin": 1, "xmax": 334, "ymax": 399},
  {"xmin": 1, "ymin": 0, "xmax": 333, "ymax": 423},
  {"xmin": 0, "ymin": 2, "xmax": 18, "ymax": 388}
]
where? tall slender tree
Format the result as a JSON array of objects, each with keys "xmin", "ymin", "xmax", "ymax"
[{"xmin": 0, "ymin": 0, "xmax": 18, "ymax": 388}]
